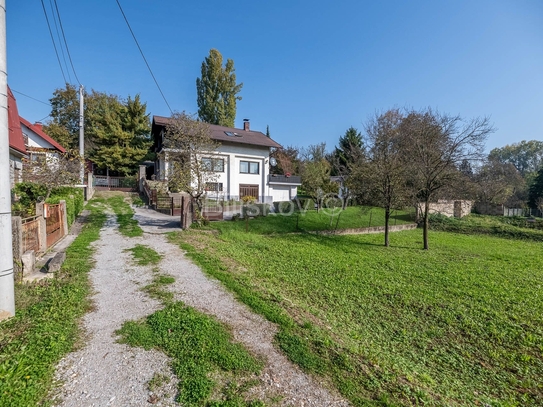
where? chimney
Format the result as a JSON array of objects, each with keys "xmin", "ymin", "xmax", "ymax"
[
  {"xmin": 243, "ymin": 118, "xmax": 250, "ymax": 131},
  {"xmin": 34, "ymin": 122, "xmax": 43, "ymax": 132}
]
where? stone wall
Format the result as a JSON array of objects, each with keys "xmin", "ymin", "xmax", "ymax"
[
  {"xmin": 419, "ymin": 200, "xmax": 473, "ymax": 218},
  {"xmin": 313, "ymin": 223, "xmax": 418, "ymax": 236}
]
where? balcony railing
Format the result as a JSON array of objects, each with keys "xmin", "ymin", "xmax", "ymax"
[{"xmin": 268, "ymin": 174, "xmax": 302, "ymax": 184}]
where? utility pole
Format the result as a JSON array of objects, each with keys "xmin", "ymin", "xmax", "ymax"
[
  {"xmin": 0, "ymin": 0, "xmax": 16, "ymax": 319},
  {"xmin": 79, "ymin": 84, "xmax": 84, "ymax": 184}
]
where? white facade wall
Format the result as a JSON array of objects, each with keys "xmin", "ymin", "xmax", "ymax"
[
  {"xmin": 269, "ymin": 185, "xmax": 298, "ymax": 202},
  {"xmin": 204, "ymin": 142, "xmax": 270, "ymax": 200},
  {"xmin": 20, "ymin": 123, "xmax": 56, "ymax": 149},
  {"xmin": 158, "ymin": 140, "xmax": 299, "ymax": 203}
]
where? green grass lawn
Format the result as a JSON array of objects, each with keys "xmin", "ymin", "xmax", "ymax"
[
  {"xmin": 214, "ymin": 206, "xmax": 415, "ymax": 235},
  {"xmin": 170, "ymin": 223, "xmax": 543, "ymax": 406}
]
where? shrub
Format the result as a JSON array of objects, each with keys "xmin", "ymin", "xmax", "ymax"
[
  {"xmin": 47, "ymin": 187, "xmax": 84, "ymax": 226},
  {"xmin": 11, "ymin": 182, "xmax": 48, "ymax": 216}
]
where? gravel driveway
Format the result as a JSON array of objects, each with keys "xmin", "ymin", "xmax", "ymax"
[{"xmin": 52, "ymin": 206, "xmax": 349, "ymax": 406}]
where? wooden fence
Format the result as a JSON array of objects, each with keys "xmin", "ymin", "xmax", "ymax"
[
  {"xmin": 18, "ymin": 202, "xmax": 68, "ymax": 255},
  {"xmin": 45, "ymin": 203, "xmax": 64, "ymax": 248},
  {"xmin": 22, "ymin": 216, "xmax": 40, "ymax": 253}
]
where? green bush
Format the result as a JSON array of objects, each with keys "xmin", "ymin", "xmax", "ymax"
[
  {"xmin": 11, "ymin": 182, "xmax": 48, "ymax": 217},
  {"xmin": 296, "ymin": 197, "xmax": 314, "ymax": 211},
  {"xmin": 47, "ymin": 187, "xmax": 84, "ymax": 226}
]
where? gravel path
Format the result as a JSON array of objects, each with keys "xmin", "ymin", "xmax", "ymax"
[{"xmin": 52, "ymin": 206, "xmax": 349, "ymax": 406}]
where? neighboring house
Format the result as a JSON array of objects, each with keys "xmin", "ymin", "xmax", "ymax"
[
  {"xmin": 151, "ymin": 116, "xmax": 301, "ymax": 202},
  {"xmin": 19, "ymin": 117, "xmax": 66, "ymax": 162},
  {"xmin": 7, "ymin": 87, "xmax": 27, "ymax": 188}
]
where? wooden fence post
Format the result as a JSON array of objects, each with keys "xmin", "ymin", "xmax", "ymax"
[
  {"xmin": 11, "ymin": 216, "xmax": 23, "ymax": 280},
  {"xmin": 60, "ymin": 200, "xmax": 69, "ymax": 236},
  {"xmin": 35, "ymin": 202, "xmax": 47, "ymax": 252}
]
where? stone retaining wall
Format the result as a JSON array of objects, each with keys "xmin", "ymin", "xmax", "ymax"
[{"xmin": 313, "ymin": 223, "xmax": 418, "ymax": 236}]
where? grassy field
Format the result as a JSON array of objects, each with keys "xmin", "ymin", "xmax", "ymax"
[
  {"xmin": 170, "ymin": 219, "xmax": 543, "ymax": 406},
  {"xmin": 215, "ymin": 206, "xmax": 415, "ymax": 235}
]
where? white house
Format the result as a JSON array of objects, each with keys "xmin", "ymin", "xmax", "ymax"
[
  {"xmin": 19, "ymin": 117, "xmax": 66, "ymax": 161},
  {"xmin": 151, "ymin": 116, "xmax": 301, "ymax": 203}
]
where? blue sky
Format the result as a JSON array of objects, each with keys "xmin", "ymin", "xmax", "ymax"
[{"xmin": 7, "ymin": 0, "xmax": 543, "ymax": 152}]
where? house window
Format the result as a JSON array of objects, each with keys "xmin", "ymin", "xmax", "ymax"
[
  {"xmin": 240, "ymin": 160, "xmax": 259, "ymax": 174},
  {"xmin": 202, "ymin": 157, "xmax": 224, "ymax": 172},
  {"xmin": 205, "ymin": 182, "xmax": 223, "ymax": 192}
]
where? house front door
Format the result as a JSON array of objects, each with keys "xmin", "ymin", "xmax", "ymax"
[{"xmin": 239, "ymin": 184, "xmax": 259, "ymax": 201}]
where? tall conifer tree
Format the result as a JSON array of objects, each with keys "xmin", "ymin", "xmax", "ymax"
[{"xmin": 196, "ymin": 49, "xmax": 243, "ymax": 127}]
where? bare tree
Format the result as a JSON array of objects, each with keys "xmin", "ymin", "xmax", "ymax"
[
  {"xmin": 22, "ymin": 150, "xmax": 82, "ymax": 199},
  {"xmin": 349, "ymin": 109, "xmax": 409, "ymax": 246},
  {"xmin": 163, "ymin": 112, "xmax": 220, "ymax": 220},
  {"xmin": 400, "ymin": 108, "xmax": 494, "ymax": 250}
]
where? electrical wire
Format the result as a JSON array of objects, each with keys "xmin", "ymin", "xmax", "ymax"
[
  {"xmin": 53, "ymin": 0, "xmax": 81, "ymax": 85},
  {"xmin": 11, "ymin": 89, "xmax": 51, "ymax": 106},
  {"xmin": 48, "ymin": 0, "xmax": 72, "ymax": 84},
  {"xmin": 40, "ymin": 0, "xmax": 67, "ymax": 84},
  {"xmin": 115, "ymin": 0, "xmax": 173, "ymax": 114}
]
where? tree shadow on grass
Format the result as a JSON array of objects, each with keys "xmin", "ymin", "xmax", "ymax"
[{"xmin": 280, "ymin": 230, "xmax": 422, "ymax": 252}]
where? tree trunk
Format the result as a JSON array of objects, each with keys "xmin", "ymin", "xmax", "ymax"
[
  {"xmin": 384, "ymin": 207, "xmax": 390, "ymax": 247},
  {"xmin": 423, "ymin": 198, "xmax": 430, "ymax": 250}
]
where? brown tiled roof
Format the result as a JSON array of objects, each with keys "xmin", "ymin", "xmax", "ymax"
[
  {"xmin": 7, "ymin": 86, "xmax": 26, "ymax": 155},
  {"xmin": 153, "ymin": 115, "xmax": 282, "ymax": 149}
]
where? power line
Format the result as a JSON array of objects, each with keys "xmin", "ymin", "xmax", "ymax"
[
  {"xmin": 11, "ymin": 89, "xmax": 51, "ymax": 106},
  {"xmin": 53, "ymin": 0, "xmax": 81, "ymax": 85},
  {"xmin": 48, "ymin": 0, "xmax": 72, "ymax": 84},
  {"xmin": 115, "ymin": 0, "xmax": 173, "ymax": 114},
  {"xmin": 40, "ymin": 0, "xmax": 67, "ymax": 84}
]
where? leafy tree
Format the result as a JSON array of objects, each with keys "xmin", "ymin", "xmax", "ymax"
[
  {"xmin": 87, "ymin": 94, "xmax": 151, "ymax": 175},
  {"xmin": 488, "ymin": 140, "xmax": 543, "ymax": 178},
  {"xmin": 475, "ymin": 159, "xmax": 526, "ymax": 206},
  {"xmin": 270, "ymin": 146, "xmax": 300, "ymax": 176},
  {"xmin": 44, "ymin": 84, "xmax": 151, "ymax": 175},
  {"xmin": 196, "ymin": 49, "xmax": 243, "ymax": 127},
  {"xmin": 300, "ymin": 143, "xmax": 338, "ymax": 212},
  {"xmin": 529, "ymin": 167, "xmax": 543, "ymax": 212},
  {"xmin": 44, "ymin": 83, "xmax": 82, "ymax": 150},
  {"xmin": 400, "ymin": 108, "xmax": 494, "ymax": 250},
  {"xmin": 349, "ymin": 110, "xmax": 408, "ymax": 246},
  {"xmin": 163, "ymin": 112, "xmax": 220, "ymax": 220}
]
